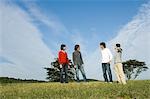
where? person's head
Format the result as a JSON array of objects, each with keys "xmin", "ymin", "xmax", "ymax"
[
  {"xmin": 60, "ymin": 44, "xmax": 66, "ymax": 51},
  {"xmin": 74, "ymin": 44, "xmax": 80, "ymax": 51},
  {"xmin": 116, "ymin": 43, "xmax": 121, "ymax": 48},
  {"xmin": 100, "ymin": 42, "xmax": 106, "ymax": 50},
  {"xmin": 115, "ymin": 43, "xmax": 122, "ymax": 52}
]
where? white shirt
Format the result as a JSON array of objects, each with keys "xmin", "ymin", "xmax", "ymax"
[{"xmin": 101, "ymin": 48, "xmax": 113, "ymax": 63}]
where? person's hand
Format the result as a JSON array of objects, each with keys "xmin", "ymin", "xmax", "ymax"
[
  {"xmin": 68, "ymin": 65, "xmax": 70, "ymax": 69},
  {"xmin": 60, "ymin": 64, "xmax": 62, "ymax": 68},
  {"xmin": 74, "ymin": 65, "xmax": 77, "ymax": 68},
  {"xmin": 69, "ymin": 63, "xmax": 71, "ymax": 66},
  {"xmin": 108, "ymin": 60, "xmax": 111, "ymax": 64}
]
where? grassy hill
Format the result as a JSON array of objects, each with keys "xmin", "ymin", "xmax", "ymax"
[{"xmin": 0, "ymin": 79, "xmax": 150, "ymax": 99}]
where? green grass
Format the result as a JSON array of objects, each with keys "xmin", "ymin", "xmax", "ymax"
[{"xmin": 0, "ymin": 80, "xmax": 150, "ymax": 99}]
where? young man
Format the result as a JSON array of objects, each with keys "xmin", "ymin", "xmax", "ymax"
[
  {"xmin": 114, "ymin": 44, "xmax": 126, "ymax": 84},
  {"xmin": 73, "ymin": 45, "xmax": 87, "ymax": 82},
  {"xmin": 100, "ymin": 42, "xmax": 113, "ymax": 83},
  {"xmin": 58, "ymin": 44, "xmax": 69, "ymax": 83}
]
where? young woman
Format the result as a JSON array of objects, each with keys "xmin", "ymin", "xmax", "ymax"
[
  {"xmin": 58, "ymin": 44, "xmax": 69, "ymax": 83},
  {"xmin": 72, "ymin": 45, "xmax": 87, "ymax": 82},
  {"xmin": 114, "ymin": 44, "xmax": 126, "ymax": 84}
]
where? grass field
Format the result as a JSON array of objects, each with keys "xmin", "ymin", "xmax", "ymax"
[{"xmin": 0, "ymin": 80, "xmax": 150, "ymax": 99}]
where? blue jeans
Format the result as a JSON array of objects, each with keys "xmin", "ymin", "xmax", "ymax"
[
  {"xmin": 75, "ymin": 65, "xmax": 87, "ymax": 82},
  {"xmin": 102, "ymin": 63, "xmax": 113, "ymax": 82},
  {"xmin": 60, "ymin": 64, "xmax": 68, "ymax": 83}
]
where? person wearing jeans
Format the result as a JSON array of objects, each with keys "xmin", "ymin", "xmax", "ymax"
[
  {"xmin": 114, "ymin": 44, "xmax": 126, "ymax": 84},
  {"xmin": 73, "ymin": 45, "xmax": 87, "ymax": 82},
  {"xmin": 60, "ymin": 64, "xmax": 68, "ymax": 83},
  {"xmin": 102, "ymin": 63, "xmax": 113, "ymax": 82},
  {"xmin": 100, "ymin": 42, "xmax": 113, "ymax": 83},
  {"xmin": 58, "ymin": 44, "xmax": 69, "ymax": 83}
]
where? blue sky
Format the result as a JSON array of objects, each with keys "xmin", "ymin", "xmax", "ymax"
[
  {"xmin": 14, "ymin": 0, "xmax": 147, "ymax": 54},
  {"xmin": 1, "ymin": 0, "xmax": 150, "ymax": 80}
]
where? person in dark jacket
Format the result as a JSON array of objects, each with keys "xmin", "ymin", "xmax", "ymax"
[
  {"xmin": 72, "ymin": 45, "xmax": 87, "ymax": 82},
  {"xmin": 58, "ymin": 44, "xmax": 69, "ymax": 83}
]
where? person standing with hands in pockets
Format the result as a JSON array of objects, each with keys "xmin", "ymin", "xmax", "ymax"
[
  {"xmin": 73, "ymin": 45, "xmax": 87, "ymax": 82},
  {"xmin": 58, "ymin": 44, "xmax": 69, "ymax": 83}
]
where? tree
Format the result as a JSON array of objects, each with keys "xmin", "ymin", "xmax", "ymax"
[
  {"xmin": 122, "ymin": 59, "xmax": 148, "ymax": 80},
  {"xmin": 45, "ymin": 58, "xmax": 75, "ymax": 82}
]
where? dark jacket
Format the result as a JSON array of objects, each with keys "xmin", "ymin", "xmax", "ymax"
[{"xmin": 72, "ymin": 51, "xmax": 84, "ymax": 66}]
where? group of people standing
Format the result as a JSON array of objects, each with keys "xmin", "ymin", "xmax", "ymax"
[{"xmin": 58, "ymin": 42, "xmax": 126, "ymax": 85}]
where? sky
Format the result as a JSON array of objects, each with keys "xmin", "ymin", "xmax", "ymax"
[{"xmin": 0, "ymin": 0, "xmax": 150, "ymax": 80}]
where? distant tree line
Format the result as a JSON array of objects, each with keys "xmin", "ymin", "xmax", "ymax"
[{"xmin": 0, "ymin": 77, "xmax": 45, "ymax": 83}]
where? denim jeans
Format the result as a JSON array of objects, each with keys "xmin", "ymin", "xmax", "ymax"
[
  {"xmin": 60, "ymin": 64, "xmax": 68, "ymax": 83},
  {"xmin": 102, "ymin": 63, "xmax": 113, "ymax": 82},
  {"xmin": 75, "ymin": 64, "xmax": 87, "ymax": 82}
]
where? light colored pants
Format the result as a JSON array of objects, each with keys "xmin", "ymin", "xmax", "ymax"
[{"xmin": 114, "ymin": 63, "xmax": 126, "ymax": 84}]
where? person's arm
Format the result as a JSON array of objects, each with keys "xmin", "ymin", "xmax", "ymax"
[
  {"xmin": 72, "ymin": 52, "xmax": 75, "ymax": 64},
  {"xmin": 80, "ymin": 52, "xmax": 84, "ymax": 64},
  {"xmin": 58, "ymin": 51, "xmax": 63, "ymax": 68},
  {"xmin": 72, "ymin": 52, "xmax": 77, "ymax": 68},
  {"xmin": 108, "ymin": 49, "xmax": 113, "ymax": 63},
  {"xmin": 117, "ymin": 47, "xmax": 122, "ymax": 53},
  {"xmin": 65, "ymin": 53, "xmax": 70, "ymax": 69},
  {"xmin": 66, "ymin": 53, "xmax": 70, "ymax": 64}
]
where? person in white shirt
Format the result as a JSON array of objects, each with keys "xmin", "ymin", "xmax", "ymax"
[{"xmin": 100, "ymin": 42, "xmax": 113, "ymax": 82}]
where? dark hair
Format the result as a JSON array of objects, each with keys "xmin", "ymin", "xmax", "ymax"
[
  {"xmin": 60, "ymin": 44, "xmax": 66, "ymax": 50},
  {"xmin": 74, "ymin": 45, "xmax": 80, "ymax": 51},
  {"xmin": 116, "ymin": 43, "xmax": 121, "ymax": 47},
  {"xmin": 100, "ymin": 42, "xmax": 106, "ymax": 48}
]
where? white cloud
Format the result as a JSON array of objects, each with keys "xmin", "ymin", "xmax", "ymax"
[
  {"xmin": 0, "ymin": 2, "xmax": 54, "ymax": 80},
  {"xmin": 1, "ymin": 0, "xmax": 150, "ymax": 81},
  {"xmin": 108, "ymin": 1, "xmax": 150, "ymax": 80},
  {"xmin": 22, "ymin": 1, "xmax": 69, "ymax": 35},
  {"xmin": 86, "ymin": 1, "xmax": 150, "ymax": 80}
]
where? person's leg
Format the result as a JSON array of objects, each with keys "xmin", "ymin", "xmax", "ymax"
[
  {"xmin": 75, "ymin": 65, "xmax": 80, "ymax": 82},
  {"xmin": 106, "ymin": 63, "xmax": 113, "ymax": 82},
  {"xmin": 118, "ymin": 63, "xmax": 126, "ymax": 84},
  {"xmin": 79, "ymin": 65, "xmax": 87, "ymax": 82},
  {"xmin": 64, "ymin": 64, "xmax": 68, "ymax": 83},
  {"xmin": 102, "ymin": 63, "xmax": 108, "ymax": 82},
  {"xmin": 60, "ymin": 65, "xmax": 64, "ymax": 83},
  {"xmin": 114, "ymin": 63, "xmax": 121, "ymax": 83}
]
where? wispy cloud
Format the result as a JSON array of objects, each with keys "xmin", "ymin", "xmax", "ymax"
[
  {"xmin": 1, "ymin": 0, "xmax": 150, "ymax": 80},
  {"xmin": 86, "ymin": 1, "xmax": 150, "ymax": 80},
  {"xmin": 22, "ymin": 1, "xmax": 69, "ymax": 35},
  {"xmin": 108, "ymin": 1, "xmax": 150, "ymax": 79},
  {"xmin": 21, "ymin": 1, "xmax": 73, "ymax": 56},
  {"xmin": 0, "ymin": 1, "xmax": 54, "ymax": 80}
]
